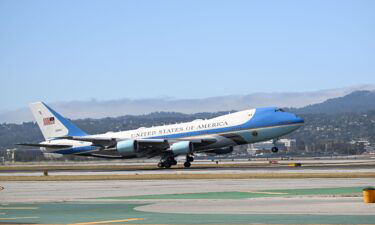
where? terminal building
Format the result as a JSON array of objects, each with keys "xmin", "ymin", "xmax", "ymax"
[{"xmin": 245, "ymin": 139, "xmax": 297, "ymax": 155}]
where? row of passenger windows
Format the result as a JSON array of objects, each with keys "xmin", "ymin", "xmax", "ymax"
[{"xmin": 158, "ymin": 127, "xmax": 245, "ymax": 139}]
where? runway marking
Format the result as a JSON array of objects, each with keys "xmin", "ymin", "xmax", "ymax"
[
  {"xmin": 246, "ymin": 191, "xmax": 288, "ymax": 195},
  {"xmin": 0, "ymin": 207, "xmax": 39, "ymax": 210},
  {"xmin": 0, "ymin": 216, "xmax": 39, "ymax": 220},
  {"xmin": 69, "ymin": 218, "xmax": 144, "ymax": 225}
]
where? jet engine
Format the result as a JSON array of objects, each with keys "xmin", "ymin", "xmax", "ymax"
[
  {"xmin": 205, "ymin": 146, "xmax": 233, "ymax": 155},
  {"xmin": 116, "ymin": 140, "xmax": 138, "ymax": 156},
  {"xmin": 170, "ymin": 141, "xmax": 193, "ymax": 156}
]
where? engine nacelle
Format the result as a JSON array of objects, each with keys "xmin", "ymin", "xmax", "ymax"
[
  {"xmin": 170, "ymin": 141, "xmax": 193, "ymax": 156},
  {"xmin": 206, "ymin": 146, "xmax": 233, "ymax": 155},
  {"xmin": 116, "ymin": 140, "xmax": 138, "ymax": 156}
]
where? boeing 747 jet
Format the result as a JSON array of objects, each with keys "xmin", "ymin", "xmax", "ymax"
[{"xmin": 18, "ymin": 102, "xmax": 304, "ymax": 168}]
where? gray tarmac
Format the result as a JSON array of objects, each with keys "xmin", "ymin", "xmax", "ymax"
[
  {"xmin": 1, "ymin": 159, "xmax": 375, "ymax": 176},
  {"xmin": 136, "ymin": 197, "xmax": 375, "ymax": 215},
  {"xmin": 1, "ymin": 178, "xmax": 373, "ymax": 203},
  {"xmin": 1, "ymin": 160, "xmax": 375, "ymax": 224}
]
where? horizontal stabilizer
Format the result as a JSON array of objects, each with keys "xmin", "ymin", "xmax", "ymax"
[
  {"xmin": 16, "ymin": 143, "xmax": 72, "ymax": 149},
  {"xmin": 82, "ymin": 153, "xmax": 125, "ymax": 159}
]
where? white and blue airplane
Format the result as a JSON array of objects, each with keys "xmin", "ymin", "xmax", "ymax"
[{"xmin": 18, "ymin": 102, "xmax": 304, "ymax": 168}]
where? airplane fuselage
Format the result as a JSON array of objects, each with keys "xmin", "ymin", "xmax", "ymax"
[
  {"xmin": 22, "ymin": 102, "xmax": 304, "ymax": 167},
  {"xmin": 43, "ymin": 107, "xmax": 304, "ymax": 155}
]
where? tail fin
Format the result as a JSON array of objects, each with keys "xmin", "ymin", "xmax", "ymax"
[{"xmin": 29, "ymin": 102, "xmax": 87, "ymax": 140}]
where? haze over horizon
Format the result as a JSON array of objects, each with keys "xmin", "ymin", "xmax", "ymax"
[{"xmin": 1, "ymin": 84, "xmax": 375, "ymax": 124}]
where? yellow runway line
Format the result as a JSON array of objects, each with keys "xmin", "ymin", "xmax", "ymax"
[
  {"xmin": 0, "ymin": 207, "xmax": 39, "ymax": 210},
  {"xmin": 0, "ymin": 216, "xmax": 39, "ymax": 220},
  {"xmin": 69, "ymin": 218, "xmax": 144, "ymax": 225}
]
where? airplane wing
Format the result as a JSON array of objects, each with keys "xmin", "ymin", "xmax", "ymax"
[
  {"xmin": 76, "ymin": 150, "xmax": 128, "ymax": 159},
  {"xmin": 16, "ymin": 143, "xmax": 73, "ymax": 149},
  {"xmin": 60, "ymin": 135, "xmax": 215, "ymax": 145},
  {"xmin": 55, "ymin": 136, "xmax": 117, "ymax": 147},
  {"xmin": 183, "ymin": 138, "xmax": 217, "ymax": 147},
  {"xmin": 18, "ymin": 137, "xmax": 218, "ymax": 159},
  {"xmin": 58, "ymin": 136, "xmax": 217, "ymax": 152}
]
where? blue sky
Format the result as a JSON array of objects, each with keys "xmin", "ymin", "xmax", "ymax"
[{"xmin": 1, "ymin": 0, "xmax": 374, "ymax": 111}]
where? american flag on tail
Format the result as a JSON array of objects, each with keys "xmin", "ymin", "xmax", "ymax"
[{"xmin": 43, "ymin": 117, "xmax": 55, "ymax": 126}]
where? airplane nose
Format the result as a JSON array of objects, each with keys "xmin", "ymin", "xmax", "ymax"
[
  {"xmin": 279, "ymin": 112, "xmax": 304, "ymax": 126},
  {"xmin": 285, "ymin": 112, "xmax": 304, "ymax": 124},
  {"xmin": 294, "ymin": 115, "xmax": 304, "ymax": 124}
]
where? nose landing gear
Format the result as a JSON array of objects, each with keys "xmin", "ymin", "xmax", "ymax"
[{"xmin": 271, "ymin": 139, "xmax": 279, "ymax": 153}]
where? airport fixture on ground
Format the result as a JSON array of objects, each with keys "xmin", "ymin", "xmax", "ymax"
[{"xmin": 363, "ymin": 187, "xmax": 375, "ymax": 203}]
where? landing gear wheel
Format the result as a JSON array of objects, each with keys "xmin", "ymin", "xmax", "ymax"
[
  {"xmin": 158, "ymin": 153, "xmax": 176, "ymax": 168},
  {"xmin": 184, "ymin": 162, "xmax": 191, "ymax": 168},
  {"xmin": 187, "ymin": 156, "xmax": 194, "ymax": 162},
  {"xmin": 271, "ymin": 147, "xmax": 279, "ymax": 153},
  {"xmin": 164, "ymin": 163, "xmax": 171, "ymax": 169}
]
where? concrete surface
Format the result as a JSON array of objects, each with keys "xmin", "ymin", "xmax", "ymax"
[
  {"xmin": 136, "ymin": 197, "xmax": 375, "ymax": 215},
  {"xmin": 1, "ymin": 167, "xmax": 375, "ymax": 224},
  {"xmin": 1, "ymin": 178, "xmax": 374, "ymax": 203}
]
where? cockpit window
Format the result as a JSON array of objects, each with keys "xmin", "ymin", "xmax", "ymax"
[{"xmin": 275, "ymin": 108, "xmax": 284, "ymax": 112}]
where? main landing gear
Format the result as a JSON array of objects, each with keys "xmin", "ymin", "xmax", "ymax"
[
  {"xmin": 157, "ymin": 153, "xmax": 195, "ymax": 169},
  {"xmin": 158, "ymin": 153, "xmax": 177, "ymax": 169},
  {"xmin": 184, "ymin": 155, "xmax": 194, "ymax": 168}
]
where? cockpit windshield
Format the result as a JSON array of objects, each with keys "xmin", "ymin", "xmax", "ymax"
[{"xmin": 275, "ymin": 108, "xmax": 285, "ymax": 112}]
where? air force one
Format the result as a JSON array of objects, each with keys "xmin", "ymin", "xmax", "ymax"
[{"xmin": 18, "ymin": 102, "xmax": 304, "ymax": 168}]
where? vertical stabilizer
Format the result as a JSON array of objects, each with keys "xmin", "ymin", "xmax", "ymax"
[{"xmin": 29, "ymin": 102, "xmax": 87, "ymax": 140}]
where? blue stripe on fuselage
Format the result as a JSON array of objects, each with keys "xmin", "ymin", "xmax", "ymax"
[{"xmin": 54, "ymin": 146, "xmax": 97, "ymax": 154}]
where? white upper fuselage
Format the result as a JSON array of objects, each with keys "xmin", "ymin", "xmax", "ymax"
[{"xmin": 98, "ymin": 109, "xmax": 254, "ymax": 140}]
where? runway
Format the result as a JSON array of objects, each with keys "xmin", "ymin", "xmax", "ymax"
[
  {"xmin": 1, "ymin": 159, "xmax": 375, "ymax": 177},
  {"xmin": 1, "ymin": 160, "xmax": 375, "ymax": 224},
  {"xmin": 1, "ymin": 179, "xmax": 375, "ymax": 224}
]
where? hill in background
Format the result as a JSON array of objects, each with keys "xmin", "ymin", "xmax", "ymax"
[
  {"xmin": 1, "ymin": 90, "xmax": 375, "ymax": 158},
  {"xmin": 290, "ymin": 90, "xmax": 375, "ymax": 114}
]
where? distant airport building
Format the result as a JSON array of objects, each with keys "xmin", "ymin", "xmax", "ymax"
[
  {"xmin": 350, "ymin": 139, "xmax": 375, "ymax": 154},
  {"xmin": 246, "ymin": 139, "xmax": 296, "ymax": 155},
  {"xmin": 5, "ymin": 148, "xmax": 16, "ymax": 163}
]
